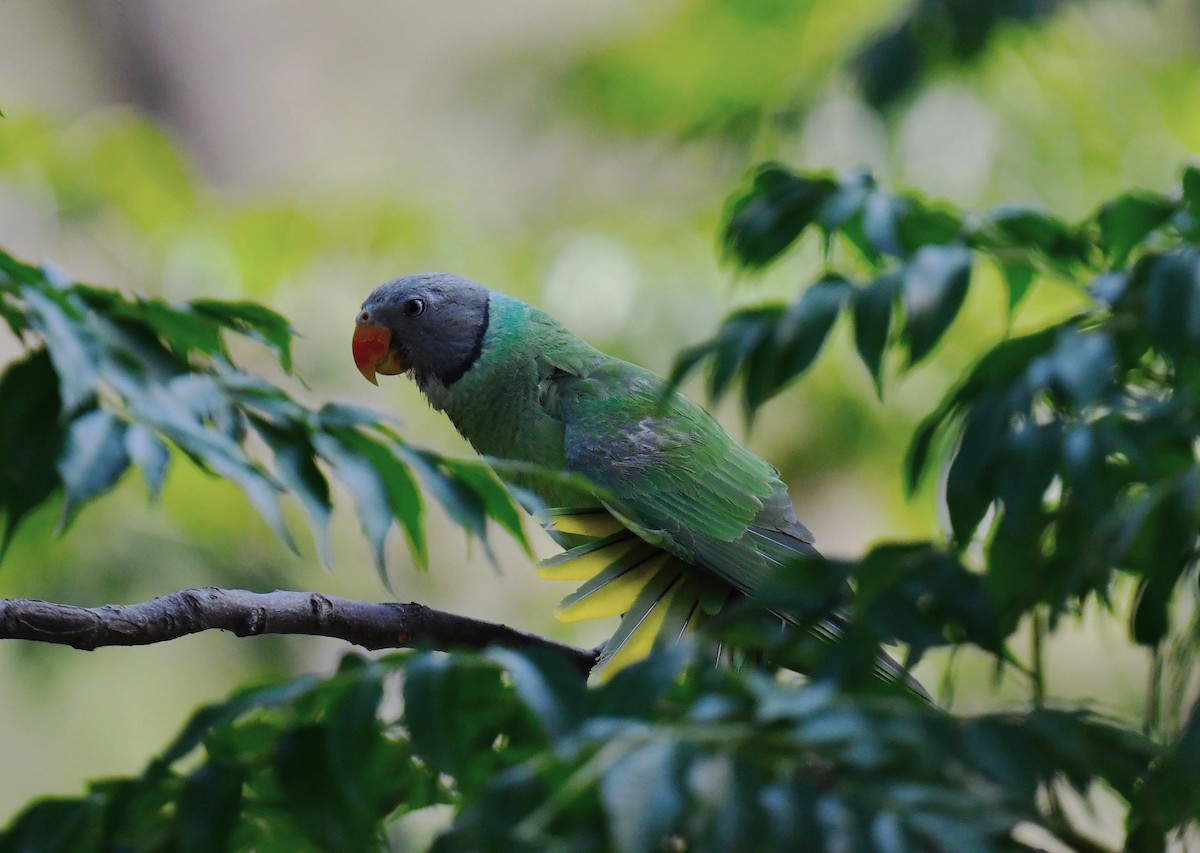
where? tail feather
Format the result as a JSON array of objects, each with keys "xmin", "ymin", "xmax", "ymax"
[{"xmin": 540, "ymin": 508, "xmax": 930, "ymax": 700}]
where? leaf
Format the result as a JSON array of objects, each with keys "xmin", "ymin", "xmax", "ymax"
[
  {"xmin": 56, "ymin": 408, "xmax": 131, "ymax": 529},
  {"xmin": 817, "ymin": 172, "xmax": 874, "ymax": 235},
  {"xmin": 1182, "ymin": 164, "xmax": 1200, "ymax": 222},
  {"xmin": 706, "ymin": 307, "xmax": 783, "ymax": 403},
  {"xmin": 125, "ymin": 423, "xmax": 171, "ymax": 499},
  {"xmin": 486, "ymin": 647, "xmax": 588, "ymax": 739},
  {"xmin": 723, "ymin": 165, "xmax": 838, "ymax": 269},
  {"xmin": 335, "ymin": 430, "xmax": 426, "ymax": 569},
  {"xmin": 311, "ymin": 431, "xmax": 396, "ymax": 579},
  {"xmin": 901, "ymin": 245, "xmax": 972, "ymax": 364},
  {"xmin": 742, "ymin": 277, "xmax": 852, "ymax": 415},
  {"xmin": 896, "ymin": 202, "xmax": 962, "ymax": 252},
  {"xmin": 862, "ymin": 192, "xmax": 906, "ymax": 258},
  {"xmin": 114, "ymin": 299, "xmax": 225, "ymax": 361},
  {"xmin": 1140, "ymin": 250, "xmax": 1200, "ymax": 367},
  {"xmin": 853, "ymin": 271, "xmax": 900, "ymax": 396},
  {"xmin": 773, "ymin": 278, "xmax": 853, "ymax": 381},
  {"xmin": 600, "ymin": 740, "xmax": 685, "ymax": 853},
  {"xmin": 1046, "ymin": 328, "xmax": 1116, "ymax": 407},
  {"xmin": 176, "ymin": 764, "xmax": 245, "ymax": 853},
  {"xmin": 0, "ymin": 350, "xmax": 65, "ymax": 556},
  {"xmin": 20, "ymin": 286, "xmax": 97, "ymax": 413},
  {"xmin": 987, "ymin": 207, "xmax": 1081, "ymax": 265},
  {"xmin": 442, "ymin": 458, "xmax": 530, "ymax": 556},
  {"xmin": 193, "ymin": 299, "xmax": 295, "ymax": 371},
  {"xmin": 1096, "ymin": 192, "xmax": 1176, "ymax": 267},
  {"xmin": 255, "ymin": 419, "xmax": 333, "ymax": 567},
  {"xmin": 400, "ymin": 448, "xmax": 492, "ymax": 560},
  {"xmin": 1000, "ymin": 263, "xmax": 1034, "ymax": 316}
]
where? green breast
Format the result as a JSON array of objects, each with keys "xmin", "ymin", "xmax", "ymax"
[{"xmin": 422, "ymin": 293, "xmax": 581, "ymax": 506}]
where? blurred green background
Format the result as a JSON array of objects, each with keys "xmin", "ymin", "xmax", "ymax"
[{"xmin": 0, "ymin": 0, "xmax": 1196, "ymax": 826}]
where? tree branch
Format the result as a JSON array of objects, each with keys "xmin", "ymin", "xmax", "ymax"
[{"xmin": 0, "ymin": 588, "xmax": 599, "ymax": 674}]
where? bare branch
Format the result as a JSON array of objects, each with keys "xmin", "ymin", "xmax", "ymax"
[{"xmin": 0, "ymin": 588, "xmax": 599, "ymax": 674}]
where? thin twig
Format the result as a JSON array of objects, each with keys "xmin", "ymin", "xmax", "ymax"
[{"xmin": 0, "ymin": 588, "xmax": 598, "ymax": 675}]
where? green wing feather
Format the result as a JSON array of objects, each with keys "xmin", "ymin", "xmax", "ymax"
[{"xmin": 532, "ymin": 349, "xmax": 924, "ymax": 697}]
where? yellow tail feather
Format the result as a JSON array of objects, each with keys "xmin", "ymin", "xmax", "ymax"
[
  {"xmin": 537, "ymin": 532, "xmax": 642, "ymax": 582},
  {"xmin": 556, "ymin": 552, "xmax": 671, "ymax": 622},
  {"xmin": 543, "ymin": 507, "xmax": 625, "ymax": 538}
]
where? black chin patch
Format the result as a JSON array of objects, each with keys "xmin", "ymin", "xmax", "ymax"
[{"xmin": 438, "ymin": 298, "xmax": 489, "ymax": 386}]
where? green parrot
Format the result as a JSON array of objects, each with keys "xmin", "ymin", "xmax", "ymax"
[{"xmin": 352, "ymin": 273, "xmax": 910, "ymax": 687}]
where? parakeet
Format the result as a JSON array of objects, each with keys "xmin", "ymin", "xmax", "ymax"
[{"xmin": 352, "ymin": 272, "xmax": 909, "ymax": 687}]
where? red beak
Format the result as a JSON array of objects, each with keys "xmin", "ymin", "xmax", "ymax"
[{"xmin": 352, "ymin": 323, "xmax": 405, "ymax": 385}]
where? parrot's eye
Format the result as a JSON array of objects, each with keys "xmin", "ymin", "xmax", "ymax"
[{"xmin": 403, "ymin": 298, "xmax": 426, "ymax": 318}]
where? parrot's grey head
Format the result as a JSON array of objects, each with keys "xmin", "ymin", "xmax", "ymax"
[{"xmin": 353, "ymin": 273, "xmax": 491, "ymax": 388}]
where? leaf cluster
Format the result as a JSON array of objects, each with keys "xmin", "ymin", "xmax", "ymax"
[
  {"xmin": 1, "ymin": 645, "xmax": 1180, "ymax": 853},
  {"xmin": 0, "ymin": 249, "xmax": 529, "ymax": 578}
]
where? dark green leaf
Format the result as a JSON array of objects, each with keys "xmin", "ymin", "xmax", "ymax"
[
  {"xmin": 901, "ymin": 245, "xmax": 972, "ymax": 364},
  {"xmin": 442, "ymin": 458, "xmax": 530, "ymax": 556},
  {"xmin": 255, "ymin": 419, "xmax": 333, "ymax": 566},
  {"xmin": 114, "ymin": 300, "xmax": 225, "ymax": 361},
  {"xmin": 708, "ymin": 307, "xmax": 782, "ymax": 403},
  {"xmin": 311, "ymin": 431, "xmax": 396, "ymax": 578},
  {"xmin": 400, "ymin": 449, "xmax": 491, "ymax": 559},
  {"xmin": 897, "ymin": 203, "xmax": 962, "ymax": 252},
  {"xmin": 1096, "ymin": 192, "xmax": 1176, "ymax": 267},
  {"xmin": 1182, "ymin": 165, "xmax": 1200, "ymax": 222},
  {"xmin": 987, "ymin": 207, "xmax": 1081, "ymax": 264},
  {"xmin": 0, "ymin": 350, "xmax": 65, "ymax": 555},
  {"xmin": 337, "ymin": 430, "xmax": 426, "ymax": 569},
  {"xmin": 1001, "ymin": 263, "xmax": 1034, "ymax": 316},
  {"xmin": 853, "ymin": 271, "xmax": 900, "ymax": 395},
  {"xmin": 723, "ymin": 165, "xmax": 838, "ymax": 269},
  {"xmin": 1140, "ymin": 250, "xmax": 1200, "ymax": 367},
  {"xmin": 193, "ymin": 299, "xmax": 295, "ymax": 371},
  {"xmin": 57, "ymin": 408, "xmax": 130, "ymax": 529},
  {"xmin": 743, "ymin": 277, "xmax": 852, "ymax": 414},
  {"xmin": 176, "ymin": 764, "xmax": 244, "ymax": 853}
]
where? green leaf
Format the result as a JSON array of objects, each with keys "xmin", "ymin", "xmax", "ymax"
[
  {"xmin": 20, "ymin": 286, "xmax": 97, "ymax": 413},
  {"xmin": 254, "ymin": 419, "xmax": 333, "ymax": 567},
  {"xmin": 862, "ymin": 192, "xmax": 906, "ymax": 258},
  {"xmin": 56, "ymin": 408, "xmax": 131, "ymax": 530},
  {"xmin": 600, "ymin": 740, "xmax": 685, "ymax": 853},
  {"xmin": 1140, "ymin": 250, "xmax": 1200, "ymax": 367},
  {"xmin": 1096, "ymin": 192, "xmax": 1176, "ymax": 267},
  {"xmin": 901, "ymin": 245, "xmax": 972, "ymax": 364},
  {"xmin": 311, "ymin": 431, "xmax": 397, "ymax": 579},
  {"xmin": 159, "ymin": 675, "xmax": 323, "ymax": 765},
  {"xmin": 853, "ymin": 271, "xmax": 900, "ymax": 396},
  {"xmin": 335, "ymin": 430, "xmax": 426, "ymax": 570},
  {"xmin": 442, "ymin": 458, "xmax": 530, "ymax": 556},
  {"xmin": 708, "ymin": 306, "xmax": 783, "ymax": 403},
  {"xmin": 742, "ymin": 277, "xmax": 852, "ymax": 415},
  {"xmin": 723, "ymin": 165, "xmax": 838, "ymax": 269},
  {"xmin": 192, "ymin": 299, "xmax": 295, "ymax": 371},
  {"xmin": 0, "ymin": 798, "xmax": 99, "ymax": 853},
  {"xmin": 0, "ymin": 350, "xmax": 65, "ymax": 556},
  {"xmin": 986, "ymin": 207, "xmax": 1081, "ymax": 265},
  {"xmin": 400, "ymin": 449, "xmax": 492, "ymax": 560},
  {"xmin": 113, "ymin": 299, "xmax": 225, "ymax": 361},
  {"xmin": 124, "ymin": 423, "xmax": 171, "ymax": 499},
  {"xmin": 1000, "ymin": 263, "xmax": 1034, "ymax": 316},
  {"xmin": 486, "ymin": 647, "xmax": 588, "ymax": 739},
  {"xmin": 1182, "ymin": 164, "xmax": 1200, "ymax": 222},
  {"xmin": 896, "ymin": 202, "xmax": 962, "ymax": 252},
  {"xmin": 176, "ymin": 764, "xmax": 245, "ymax": 853}
]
